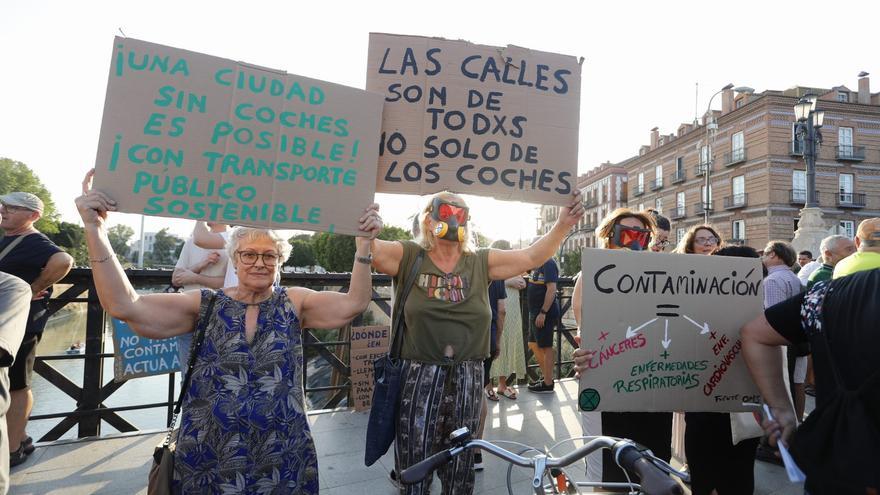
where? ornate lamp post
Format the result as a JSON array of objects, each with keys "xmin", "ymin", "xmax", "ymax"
[{"xmin": 791, "ymin": 95, "xmax": 827, "ymax": 254}]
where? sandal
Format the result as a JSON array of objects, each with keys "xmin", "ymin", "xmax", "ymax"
[
  {"xmin": 501, "ymin": 388, "xmax": 517, "ymax": 400},
  {"xmin": 485, "ymin": 388, "xmax": 499, "ymax": 401}
]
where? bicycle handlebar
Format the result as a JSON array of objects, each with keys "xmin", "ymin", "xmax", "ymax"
[{"xmin": 399, "ymin": 434, "xmax": 683, "ymax": 495}]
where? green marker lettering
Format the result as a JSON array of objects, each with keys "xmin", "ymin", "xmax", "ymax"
[
  {"xmin": 215, "ymin": 69, "xmax": 234, "ymax": 87},
  {"xmin": 115, "ymin": 44, "xmax": 125, "ymax": 77},
  {"xmin": 108, "ymin": 135, "xmax": 122, "ymax": 171}
]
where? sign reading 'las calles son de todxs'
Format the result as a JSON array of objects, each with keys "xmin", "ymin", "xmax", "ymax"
[
  {"xmin": 93, "ymin": 37, "xmax": 383, "ymax": 235},
  {"xmin": 578, "ymin": 249, "xmax": 764, "ymax": 413},
  {"xmin": 366, "ymin": 33, "xmax": 582, "ymax": 205}
]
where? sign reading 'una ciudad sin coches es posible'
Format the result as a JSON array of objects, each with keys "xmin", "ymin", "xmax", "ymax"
[
  {"xmin": 93, "ymin": 37, "xmax": 383, "ymax": 235},
  {"xmin": 366, "ymin": 33, "xmax": 582, "ymax": 206},
  {"xmin": 578, "ymin": 249, "xmax": 764, "ymax": 413}
]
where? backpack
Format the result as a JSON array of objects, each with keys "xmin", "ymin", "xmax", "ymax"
[{"xmin": 789, "ymin": 280, "xmax": 880, "ymax": 494}]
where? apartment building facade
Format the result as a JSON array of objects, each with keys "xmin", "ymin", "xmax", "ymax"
[{"xmin": 625, "ymin": 76, "xmax": 880, "ymax": 251}]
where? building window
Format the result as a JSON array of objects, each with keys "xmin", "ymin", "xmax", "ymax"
[
  {"xmin": 732, "ymin": 175, "xmax": 745, "ymax": 197},
  {"xmin": 839, "ymin": 173, "xmax": 854, "ymax": 202},
  {"xmin": 735, "ymin": 98, "xmax": 745, "ymax": 109},
  {"xmin": 792, "ymin": 170, "xmax": 806, "ymax": 202},
  {"xmin": 676, "ymin": 192, "xmax": 686, "ymax": 209},
  {"xmin": 791, "ymin": 123, "xmax": 805, "ymax": 154},
  {"xmin": 701, "ymin": 185, "xmax": 713, "ymax": 203},
  {"xmin": 676, "ymin": 157, "xmax": 684, "ymax": 173},
  {"xmin": 837, "ymin": 91, "xmax": 849, "ymax": 102},
  {"xmin": 655, "ymin": 197, "xmax": 662, "ymax": 212},
  {"xmin": 638, "ymin": 203, "xmax": 645, "ymax": 212},
  {"xmin": 677, "ymin": 228, "xmax": 686, "ymax": 244},
  {"xmin": 840, "ymin": 220, "xmax": 854, "ymax": 238},
  {"xmin": 638, "ymin": 172, "xmax": 644, "ymax": 189},
  {"xmin": 732, "ymin": 220, "xmax": 745, "ymax": 240},
  {"xmin": 655, "ymin": 165, "xmax": 663, "ymax": 187},
  {"xmin": 839, "ymin": 127, "xmax": 854, "ymax": 157},
  {"xmin": 731, "ymin": 131, "xmax": 744, "ymax": 161},
  {"xmin": 700, "ymin": 145, "xmax": 709, "ymax": 165}
]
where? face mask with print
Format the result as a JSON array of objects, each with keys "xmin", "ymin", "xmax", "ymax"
[
  {"xmin": 612, "ymin": 224, "xmax": 652, "ymax": 251},
  {"xmin": 430, "ymin": 198, "xmax": 469, "ymax": 242}
]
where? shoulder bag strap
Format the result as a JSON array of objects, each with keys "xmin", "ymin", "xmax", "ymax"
[
  {"xmin": 390, "ymin": 250, "xmax": 424, "ymax": 358},
  {"xmin": 0, "ymin": 234, "xmax": 29, "ymax": 264},
  {"xmin": 162, "ymin": 291, "xmax": 216, "ymax": 443}
]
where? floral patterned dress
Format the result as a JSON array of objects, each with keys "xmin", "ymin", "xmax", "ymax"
[{"xmin": 173, "ymin": 287, "xmax": 318, "ymax": 494}]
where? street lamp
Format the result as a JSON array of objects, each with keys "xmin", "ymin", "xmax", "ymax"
[
  {"xmin": 702, "ymin": 84, "xmax": 755, "ymax": 223},
  {"xmin": 793, "ymin": 95, "xmax": 824, "ymax": 208}
]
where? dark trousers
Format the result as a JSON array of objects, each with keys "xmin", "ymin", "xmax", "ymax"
[
  {"xmin": 601, "ymin": 412, "xmax": 672, "ymax": 482},
  {"xmin": 685, "ymin": 412, "xmax": 759, "ymax": 495}
]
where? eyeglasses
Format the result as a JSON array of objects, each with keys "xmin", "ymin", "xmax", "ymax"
[
  {"xmin": 236, "ymin": 250, "xmax": 280, "ymax": 266},
  {"xmin": 654, "ymin": 240, "xmax": 670, "ymax": 248},
  {"xmin": 694, "ymin": 236, "xmax": 720, "ymax": 246},
  {"xmin": 434, "ymin": 201, "xmax": 469, "ymax": 224}
]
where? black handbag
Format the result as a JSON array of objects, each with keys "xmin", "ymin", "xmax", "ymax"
[
  {"xmin": 364, "ymin": 251, "xmax": 424, "ymax": 466},
  {"xmin": 147, "ymin": 291, "xmax": 216, "ymax": 494}
]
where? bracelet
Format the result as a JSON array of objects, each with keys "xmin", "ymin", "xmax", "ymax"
[
  {"xmin": 355, "ymin": 253, "xmax": 373, "ymax": 265},
  {"xmin": 539, "ymin": 309, "xmax": 548, "ymax": 315},
  {"xmin": 90, "ymin": 254, "xmax": 114, "ymax": 263}
]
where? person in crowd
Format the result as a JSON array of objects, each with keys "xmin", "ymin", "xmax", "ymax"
[
  {"xmin": 684, "ymin": 245, "xmax": 763, "ymax": 494},
  {"xmin": 0, "ymin": 192, "xmax": 73, "ymax": 467},
  {"xmin": 0, "ymin": 219, "xmax": 32, "ymax": 492},
  {"xmin": 672, "ymin": 224, "xmax": 721, "ymax": 255},
  {"xmin": 489, "ymin": 241, "xmax": 527, "ymax": 401},
  {"xmin": 833, "ymin": 217, "xmax": 880, "ymax": 278},
  {"xmin": 191, "ymin": 220, "xmax": 240, "ymax": 287},
  {"xmin": 369, "ymin": 190, "xmax": 583, "ymax": 495},
  {"xmin": 807, "ymin": 235, "xmax": 855, "ymax": 290},
  {"xmin": 742, "ymin": 268, "xmax": 880, "ymax": 493},
  {"xmin": 646, "ymin": 208, "xmax": 670, "ymax": 252},
  {"xmin": 571, "ymin": 208, "xmax": 668, "ymax": 483},
  {"xmin": 526, "ymin": 254, "xmax": 561, "ymax": 394},
  {"xmin": 75, "ymin": 169, "xmax": 380, "ymax": 493},
  {"xmin": 473, "ymin": 277, "xmax": 506, "ymax": 470},
  {"xmin": 797, "ymin": 250, "xmax": 813, "ymax": 268},
  {"xmin": 172, "ymin": 222, "xmax": 229, "ymax": 367},
  {"xmin": 761, "ymin": 240, "xmax": 807, "ymax": 425}
]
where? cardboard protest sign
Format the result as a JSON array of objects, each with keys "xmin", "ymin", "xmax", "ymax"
[
  {"xmin": 577, "ymin": 249, "xmax": 763, "ymax": 412},
  {"xmin": 349, "ymin": 325, "xmax": 390, "ymax": 411},
  {"xmin": 366, "ymin": 33, "xmax": 582, "ymax": 205},
  {"xmin": 111, "ymin": 317, "xmax": 180, "ymax": 381},
  {"xmin": 94, "ymin": 37, "xmax": 383, "ymax": 235}
]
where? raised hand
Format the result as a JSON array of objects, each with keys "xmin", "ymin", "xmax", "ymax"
[
  {"xmin": 75, "ymin": 169, "xmax": 117, "ymax": 229},
  {"xmin": 555, "ymin": 189, "xmax": 585, "ymax": 231}
]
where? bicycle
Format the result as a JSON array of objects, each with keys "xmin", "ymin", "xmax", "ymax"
[{"xmin": 399, "ymin": 427, "xmax": 689, "ymax": 494}]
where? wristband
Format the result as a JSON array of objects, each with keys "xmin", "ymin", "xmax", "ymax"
[
  {"xmin": 539, "ymin": 309, "xmax": 548, "ymax": 315},
  {"xmin": 355, "ymin": 253, "xmax": 373, "ymax": 265}
]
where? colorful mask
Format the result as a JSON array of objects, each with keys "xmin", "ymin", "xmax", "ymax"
[
  {"xmin": 612, "ymin": 224, "xmax": 652, "ymax": 251},
  {"xmin": 430, "ymin": 198, "xmax": 469, "ymax": 242}
]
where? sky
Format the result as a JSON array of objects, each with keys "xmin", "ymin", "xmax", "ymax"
[{"xmin": 2, "ymin": 0, "xmax": 878, "ymax": 245}]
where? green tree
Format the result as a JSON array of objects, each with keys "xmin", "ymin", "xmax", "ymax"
[
  {"xmin": 473, "ymin": 231, "xmax": 492, "ymax": 248},
  {"xmin": 560, "ymin": 250, "xmax": 581, "ymax": 277},
  {"xmin": 0, "ymin": 157, "xmax": 59, "ymax": 234},
  {"xmin": 145, "ymin": 228, "xmax": 183, "ymax": 267},
  {"xmin": 47, "ymin": 221, "xmax": 88, "ymax": 266},
  {"xmin": 287, "ymin": 239, "xmax": 317, "ymax": 267},
  {"xmin": 107, "ymin": 224, "xmax": 134, "ymax": 259},
  {"xmin": 312, "ymin": 232, "xmax": 355, "ymax": 273},
  {"xmin": 377, "ymin": 225, "xmax": 412, "ymax": 242}
]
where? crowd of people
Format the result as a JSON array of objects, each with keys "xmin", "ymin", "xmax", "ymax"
[{"xmin": 0, "ymin": 172, "xmax": 877, "ymax": 493}]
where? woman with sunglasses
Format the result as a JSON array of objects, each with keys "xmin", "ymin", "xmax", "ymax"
[
  {"xmin": 673, "ymin": 224, "xmax": 722, "ymax": 255},
  {"xmin": 370, "ymin": 190, "xmax": 584, "ymax": 495},
  {"xmin": 75, "ymin": 169, "xmax": 381, "ymax": 493},
  {"xmin": 570, "ymin": 208, "xmax": 672, "ymax": 483}
]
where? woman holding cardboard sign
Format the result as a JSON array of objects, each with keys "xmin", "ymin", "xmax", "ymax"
[
  {"xmin": 75, "ymin": 169, "xmax": 381, "ymax": 494},
  {"xmin": 370, "ymin": 190, "xmax": 583, "ymax": 495},
  {"xmin": 571, "ymin": 208, "xmax": 672, "ymax": 483}
]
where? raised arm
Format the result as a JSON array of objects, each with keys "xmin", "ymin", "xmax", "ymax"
[
  {"xmin": 292, "ymin": 203, "xmax": 383, "ymax": 329},
  {"xmin": 488, "ymin": 191, "xmax": 584, "ymax": 281},
  {"xmin": 193, "ymin": 221, "xmax": 227, "ymax": 250},
  {"xmin": 77, "ymin": 169, "xmax": 201, "ymax": 339}
]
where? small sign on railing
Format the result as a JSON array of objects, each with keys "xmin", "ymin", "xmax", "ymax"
[
  {"xmin": 349, "ymin": 325, "xmax": 390, "ymax": 411},
  {"xmin": 111, "ymin": 318, "xmax": 181, "ymax": 381}
]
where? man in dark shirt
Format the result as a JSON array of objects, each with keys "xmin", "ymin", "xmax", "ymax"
[
  {"xmin": 742, "ymin": 268, "xmax": 880, "ymax": 492},
  {"xmin": 527, "ymin": 258, "xmax": 560, "ymax": 393},
  {"xmin": 0, "ymin": 193, "xmax": 73, "ymax": 466}
]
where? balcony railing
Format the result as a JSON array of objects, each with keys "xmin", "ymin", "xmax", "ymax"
[
  {"xmin": 650, "ymin": 177, "xmax": 663, "ymax": 191},
  {"xmin": 633, "ymin": 183, "xmax": 645, "ymax": 196},
  {"xmin": 669, "ymin": 206, "xmax": 687, "ymax": 220},
  {"xmin": 790, "ymin": 140, "xmax": 805, "ymax": 156},
  {"xmin": 671, "ymin": 169, "xmax": 686, "ymax": 184},
  {"xmin": 727, "ymin": 238, "xmax": 748, "ymax": 246},
  {"xmin": 724, "ymin": 193, "xmax": 748, "ymax": 209},
  {"xmin": 724, "ymin": 149, "xmax": 747, "ymax": 167},
  {"xmin": 583, "ymin": 197, "xmax": 598, "ymax": 209},
  {"xmin": 694, "ymin": 164, "xmax": 712, "ymax": 177},
  {"xmin": 694, "ymin": 201, "xmax": 714, "ymax": 215},
  {"xmin": 837, "ymin": 192, "xmax": 866, "ymax": 208},
  {"xmin": 836, "ymin": 145, "xmax": 865, "ymax": 161},
  {"xmin": 789, "ymin": 189, "xmax": 820, "ymax": 205}
]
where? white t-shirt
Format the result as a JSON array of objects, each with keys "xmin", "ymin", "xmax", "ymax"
[
  {"xmin": 174, "ymin": 238, "xmax": 229, "ymax": 291},
  {"xmin": 797, "ymin": 259, "xmax": 822, "ymax": 286},
  {"xmin": 220, "ymin": 231, "xmax": 239, "ymax": 288}
]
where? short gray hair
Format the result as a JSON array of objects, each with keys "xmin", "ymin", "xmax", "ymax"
[
  {"xmin": 820, "ymin": 235, "xmax": 850, "ymax": 255},
  {"xmin": 227, "ymin": 227, "xmax": 292, "ymax": 263}
]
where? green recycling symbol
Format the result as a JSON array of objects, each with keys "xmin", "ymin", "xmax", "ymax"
[{"xmin": 579, "ymin": 388, "xmax": 601, "ymax": 411}]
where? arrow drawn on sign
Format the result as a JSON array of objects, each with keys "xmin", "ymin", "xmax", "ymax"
[
  {"xmin": 682, "ymin": 315, "xmax": 711, "ymax": 335},
  {"xmin": 626, "ymin": 318, "xmax": 658, "ymax": 339},
  {"xmin": 661, "ymin": 320, "xmax": 671, "ymax": 349}
]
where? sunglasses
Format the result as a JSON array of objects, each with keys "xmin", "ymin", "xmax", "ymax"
[
  {"xmin": 432, "ymin": 200, "xmax": 469, "ymax": 224},
  {"xmin": 615, "ymin": 225, "xmax": 652, "ymax": 249}
]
